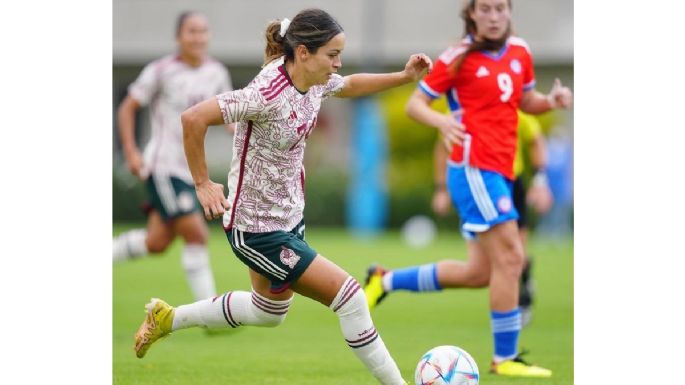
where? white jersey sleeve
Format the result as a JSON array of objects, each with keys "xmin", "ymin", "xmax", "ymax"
[
  {"xmin": 128, "ymin": 61, "xmax": 160, "ymax": 107},
  {"xmin": 215, "ymin": 87, "xmax": 267, "ymax": 124},
  {"xmin": 321, "ymin": 74, "xmax": 345, "ymax": 99}
]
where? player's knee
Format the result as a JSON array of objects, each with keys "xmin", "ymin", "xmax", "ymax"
[
  {"xmin": 497, "ymin": 245, "xmax": 525, "ymax": 278},
  {"xmin": 250, "ymin": 292, "xmax": 292, "ymax": 327},
  {"xmin": 146, "ymin": 237, "xmax": 171, "ymax": 253},
  {"xmin": 181, "ymin": 227, "xmax": 208, "ymax": 244},
  {"xmin": 330, "ymin": 278, "xmax": 368, "ymax": 317}
]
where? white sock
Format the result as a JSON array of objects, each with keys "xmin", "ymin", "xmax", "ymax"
[
  {"xmin": 182, "ymin": 244, "xmax": 217, "ymax": 301},
  {"xmin": 330, "ymin": 277, "xmax": 405, "ymax": 385},
  {"xmin": 172, "ymin": 290, "xmax": 292, "ymax": 331},
  {"xmin": 112, "ymin": 229, "xmax": 147, "ymax": 261},
  {"xmin": 382, "ymin": 272, "xmax": 394, "ymax": 292}
]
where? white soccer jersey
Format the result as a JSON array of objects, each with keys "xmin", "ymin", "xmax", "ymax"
[
  {"xmin": 216, "ymin": 56, "xmax": 345, "ymax": 233},
  {"xmin": 128, "ymin": 54, "xmax": 233, "ymax": 183}
]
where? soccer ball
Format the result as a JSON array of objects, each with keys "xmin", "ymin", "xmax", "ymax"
[{"xmin": 414, "ymin": 345, "xmax": 479, "ymax": 385}]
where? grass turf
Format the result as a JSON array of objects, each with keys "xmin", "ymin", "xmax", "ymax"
[{"xmin": 113, "ymin": 224, "xmax": 573, "ymax": 385}]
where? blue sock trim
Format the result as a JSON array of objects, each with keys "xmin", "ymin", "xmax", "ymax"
[
  {"xmin": 491, "ymin": 308, "xmax": 520, "ymax": 359},
  {"xmin": 431, "ymin": 263, "xmax": 442, "ymax": 290},
  {"xmin": 391, "ymin": 264, "xmax": 441, "ymax": 292},
  {"xmin": 391, "ymin": 266, "xmax": 420, "ymax": 291}
]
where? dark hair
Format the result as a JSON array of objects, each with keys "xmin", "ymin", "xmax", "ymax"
[
  {"xmin": 175, "ymin": 11, "xmax": 199, "ymax": 37},
  {"xmin": 263, "ymin": 8, "xmax": 344, "ymax": 66},
  {"xmin": 450, "ymin": 0, "xmax": 512, "ymax": 73}
]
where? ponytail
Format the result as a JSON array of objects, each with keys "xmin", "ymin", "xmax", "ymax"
[
  {"xmin": 262, "ymin": 9, "xmax": 343, "ymax": 67},
  {"xmin": 263, "ymin": 20, "xmax": 287, "ymax": 66}
]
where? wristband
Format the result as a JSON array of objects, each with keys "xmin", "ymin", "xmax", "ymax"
[{"xmin": 435, "ymin": 182, "xmax": 447, "ymax": 191}]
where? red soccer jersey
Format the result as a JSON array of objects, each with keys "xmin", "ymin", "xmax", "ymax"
[{"xmin": 419, "ymin": 36, "xmax": 536, "ymax": 180}]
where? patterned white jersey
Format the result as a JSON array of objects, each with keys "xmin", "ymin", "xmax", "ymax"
[
  {"xmin": 216, "ymin": 56, "xmax": 345, "ymax": 233},
  {"xmin": 128, "ymin": 54, "xmax": 233, "ymax": 183}
]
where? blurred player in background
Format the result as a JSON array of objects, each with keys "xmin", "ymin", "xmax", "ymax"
[
  {"xmin": 429, "ymin": 110, "xmax": 553, "ymax": 327},
  {"xmin": 132, "ymin": 8, "xmax": 432, "ymax": 385},
  {"xmin": 364, "ymin": 0, "xmax": 571, "ymax": 378},
  {"xmin": 112, "ymin": 11, "xmax": 235, "ymax": 302}
]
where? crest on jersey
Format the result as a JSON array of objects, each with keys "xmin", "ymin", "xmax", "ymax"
[
  {"xmin": 476, "ymin": 65, "xmax": 490, "ymax": 78},
  {"xmin": 510, "ymin": 59, "xmax": 522, "ymax": 74},
  {"xmin": 280, "ymin": 247, "xmax": 301, "ymax": 269},
  {"xmin": 497, "ymin": 196, "xmax": 512, "ymax": 213}
]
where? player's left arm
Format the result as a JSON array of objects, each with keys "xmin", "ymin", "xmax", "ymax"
[
  {"xmin": 519, "ymin": 78, "xmax": 573, "ymax": 114},
  {"xmin": 336, "ymin": 54, "xmax": 433, "ymax": 98}
]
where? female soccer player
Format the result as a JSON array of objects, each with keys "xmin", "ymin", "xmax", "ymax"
[
  {"xmin": 364, "ymin": 0, "xmax": 572, "ymax": 378},
  {"xmin": 113, "ymin": 12, "xmax": 234, "ymax": 301},
  {"xmin": 133, "ymin": 8, "xmax": 432, "ymax": 385},
  {"xmin": 428, "ymin": 110, "xmax": 553, "ymax": 327}
]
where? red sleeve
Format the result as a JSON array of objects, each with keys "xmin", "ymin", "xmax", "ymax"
[{"xmin": 419, "ymin": 45, "xmax": 466, "ymax": 98}]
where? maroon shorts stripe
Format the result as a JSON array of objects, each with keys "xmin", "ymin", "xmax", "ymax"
[{"xmin": 269, "ymin": 282, "xmax": 291, "ymax": 294}]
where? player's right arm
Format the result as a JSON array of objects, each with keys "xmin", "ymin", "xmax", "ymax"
[
  {"xmin": 117, "ymin": 95, "xmax": 144, "ymax": 179},
  {"xmin": 118, "ymin": 60, "xmax": 163, "ymax": 180},
  {"xmin": 406, "ymin": 90, "xmax": 465, "ymax": 148},
  {"xmin": 181, "ymin": 87, "xmax": 264, "ymax": 220},
  {"xmin": 181, "ymin": 97, "xmax": 228, "ymax": 220},
  {"xmin": 405, "ymin": 50, "xmax": 466, "ymax": 148}
]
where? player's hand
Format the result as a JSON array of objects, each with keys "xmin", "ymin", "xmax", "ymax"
[
  {"xmin": 438, "ymin": 110, "xmax": 466, "ymax": 148},
  {"xmin": 526, "ymin": 183, "xmax": 553, "ymax": 214},
  {"xmin": 431, "ymin": 188, "xmax": 452, "ymax": 217},
  {"xmin": 124, "ymin": 148, "xmax": 145, "ymax": 180},
  {"xmin": 547, "ymin": 78, "xmax": 573, "ymax": 109},
  {"xmin": 403, "ymin": 53, "xmax": 433, "ymax": 81},
  {"xmin": 195, "ymin": 180, "xmax": 229, "ymax": 220}
]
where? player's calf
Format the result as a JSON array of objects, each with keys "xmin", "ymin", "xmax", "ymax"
[{"xmin": 331, "ymin": 276, "xmax": 405, "ymax": 385}]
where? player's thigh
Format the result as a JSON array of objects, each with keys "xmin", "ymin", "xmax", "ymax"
[
  {"xmin": 250, "ymin": 268, "xmax": 294, "ymax": 301},
  {"xmin": 466, "ymin": 239, "xmax": 491, "ymax": 273},
  {"xmin": 172, "ymin": 212, "xmax": 209, "ymax": 244},
  {"xmin": 479, "ymin": 220, "xmax": 524, "ymax": 270},
  {"xmin": 290, "ymin": 254, "xmax": 349, "ymax": 307}
]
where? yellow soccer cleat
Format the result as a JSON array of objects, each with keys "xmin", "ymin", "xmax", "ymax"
[
  {"xmin": 490, "ymin": 354, "xmax": 552, "ymax": 378},
  {"xmin": 363, "ymin": 264, "xmax": 389, "ymax": 310},
  {"xmin": 134, "ymin": 298, "xmax": 175, "ymax": 358}
]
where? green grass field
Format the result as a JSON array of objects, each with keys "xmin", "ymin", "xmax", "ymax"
[{"xmin": 113, "ymin": 224, "xmax": 573, "ymax": 385}]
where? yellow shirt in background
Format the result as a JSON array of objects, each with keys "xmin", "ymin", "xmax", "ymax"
[{"xmin": 513, "ymin": 111, "xmax": 542, "ymax": 178}]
